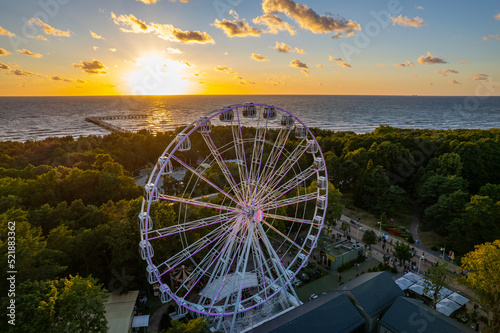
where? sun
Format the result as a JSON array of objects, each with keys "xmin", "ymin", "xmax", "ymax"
[{"xmin": 126, "ymin": 54, "xmax": 193, "ymax": 95}]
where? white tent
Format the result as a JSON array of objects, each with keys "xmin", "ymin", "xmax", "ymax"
[
  {"xmin": 447, "ymin": 292, "xmax": 469, "ymax": 306},
  {"xmin": 395, "ymin": 277, "xmax": 414, "ymax": 290},
  {"xmin": 199, "ymin": 272, "xmax": 258, "ymax": 302},
  {"xmin": 402, "ymin": 272, "xmax": 422, "ymax": 283},
  {"xmin": 132, "ymin": 315, "xmax": 150, "ymax": 328},
  {"xmin": 436, "ymin": 298, "xmax": 462, "ymax": 316}
]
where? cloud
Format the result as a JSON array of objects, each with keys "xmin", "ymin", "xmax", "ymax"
[
  {"xmin": 289, "ymin": 59, "xmax": 308, "ymax": 69},
  {"xmin": 0, "ymin": 62, "xmax": 10, "ymax": 70},
  {"xmin": 0, "ymin": 48, "xmax": 11, "ymax": 56},
  {"xmin": 10, "ymin": 69, "xmax": 41, "ymax": 76},
  {"xmin": 109, "ymin": 48, "xmax": 117, "ymax": 52},
  {"xmin": 435, "ymin": 69, "xmax": 458, "ymax": 77},
  {"xmin": 136, "ymin": 0, "xmax": 157, "ymax": 3},
  {"xmin": 112, "ymin": 12, "xmax": 215, "ymax": 44},
  {"xmin": 251, "ymin": 53, "xmax": 270, "ymax": 61},
  {"xmin": 73, "ymin": 59, "xmax": 108, "ymax": 75},
  {"xmin": 417, "ymin": 52, "xmax": 447, "ymax": 65},
  {"xmin": 28, "ymin": 35, "xmax": 47, "ymax": 40},
  {"xmin": 273, "ymin": 42, "xmax": 291, "ymax": 53},
  {"xmin": 294, "ymin": 47, "xmax": 305, "ymax": 54},
  {"xmin": 391, "ymin": 15, "xmax": 426, "ymax": 27},
  {"xmin": 262, "ymin": 0, "xmax": 360, "ymax": 34},
  {"xmin": 17, "ymin": 49, "xmax": 43, "ymax": 58},
  {"xmin": 316, "ymin": 64, "xmax": 323, "ymax": 69},
  {"xmin": 154, "ymin": 24, "xmax": 215, "ymax": 43},
  {"xmin": 166, "ymin": 47, "xmax": 182, "ymax": 54},
  {"xmin": 394, "ymin": 61, "xmax": 414, "ymax": 68},
  {"xmin": 253, "ymin": 13, "xmax": 296, "ymax": 35},
  {"xmin": 417, "ymin": 6, "xmax": 424, "ymax": 10},
  {"xmin": 472, "ymin": 73, "xmax": 489, "ymax": 81},
  {"xmin": 483, "ymin": 35, "xmax": 500, "ymax": 41},
  {"xmin": 329, "ymin": 55, "xmax": 351, "ymax": 68},
  {"xmin": 90, "ymin": 30, "xmax": 104, "ymax": 39},
  {"xmin": 377, "ymin": 63, "xmax": 386, "ymax": 67},
  {"xmin": 214, "ymin": 65, "xmax": 254, "ymax": 84},
  {"xmin": 28, "ymin": 18, "xmax": 71, "ymax": 37},
  {"xmin": 92, "ymin": 46, "xmax": 99, "ymax": 50},
  {"xmin": 496, "ymin": 13, "xmax": 500, "ymax": 20},
  {"xmin": 50, "ymin": 75, "xmax": 72, "ymax": 82},
  {"xmin": 0, "ymin": 26, "xmax": 15, "ymax": 37},
  {"xmin": 461, "ymin": 60, "xmax": 467, "ymax": 64},
  {"xmin": 331, "ymin": 31, "xmax": 355, "ymax": 39},
  {"xmin": 213, "ymin": 11, "xmax": 263, "ymax": 37},
  {"xmin": 111, "ymin": 12, "xmax": 149, "ymax": 32},
  {"xmin": 449, "ymin": 79, "xmax": 461, "ymax": 85}
]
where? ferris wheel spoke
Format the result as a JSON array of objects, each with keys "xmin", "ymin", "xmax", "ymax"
[
  {"xmin": 170, "ymin": 155, "xmax": 242, "ymax": 206},
  {"xmin": 200, "ymin": 131, "xmax": 246, "ymax": 204},
  {"xmin": 261, "ymin": 220, "xmax": 310, "ymax": 256},
  {"xmin": 232, "ymin": 111, "xmax": 251, "ymax": 200},
  {"xmin": 155, "ymin": 194, "xmax": 243, "ymax": 214},
  {"xmin": 252, "ymin": 127, "xmax": 292, "ymax": 202},
  {"xmin": 257, "ymin": 165, "xmax": 317, "ymax": 205},
  {"xmin": 158, "ymin": 219, "xmax": 244, "ymax": 277},
  {"xmin": 248, "ymin": 118, "xmax": 269, "ymax": 202},
  {"xmin": 255, "ymin": 140, "xmax": 309, "ymax": 202},
  {"xmin": 260, "ymin": 192, "xmax": 318, "ymax": 211},
  {"xmin": 147, "ymin": 212, "xmax": 242, "ymax": 241},
  {"xmin": 200, "ymin": 228, "xmax": 243, "ymax": 308},
  {"xmin": 263, "ymin": 213, "xmax": 321, "ymax": 226},
  {"xmin": 177, "ymin": 223, "xmax": 245, "ymax": 299}
]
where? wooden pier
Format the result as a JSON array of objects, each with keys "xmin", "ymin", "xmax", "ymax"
[{"xmin": 85, "ymin": 115, "xmax": 148, "ymax": 133}]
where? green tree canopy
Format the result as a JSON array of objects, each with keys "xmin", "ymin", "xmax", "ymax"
[
  {"xmin": 458, "ymin": 240, "xmax": 500, "ymax": 333},
  {"xmin": 361, "ymin": 229, "xmax": 377, "ymax": 249},
  {"xmin": 1, "ymin": 275, "xmax": 108, "ymax": 333}
]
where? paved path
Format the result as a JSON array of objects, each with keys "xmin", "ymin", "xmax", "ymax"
[
  {"xmin": 331, "ymin": 214, "xmax": 476, "ymax": 300},
  {"xmin": 410, "ymin": 214, "xmax": 419, "ymax": 244}
]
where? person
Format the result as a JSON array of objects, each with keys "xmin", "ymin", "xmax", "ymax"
[{"xmin": 339, "ymin": 275, "xmax": 342, "ymax": 282}]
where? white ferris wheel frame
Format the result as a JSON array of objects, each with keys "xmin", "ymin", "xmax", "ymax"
[{"xmin": 139, "ymin": 103, "xmax": 328, "ymax": 325}]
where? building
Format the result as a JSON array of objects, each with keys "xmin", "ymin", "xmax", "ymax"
[
  {"xmin": 320, "ymin": 239, "xmax": 363, "ymax": 270},
  {"xmin": 246, "ymin": 292, "xmax": 364, "ymax": 333},
  {"xmin": 337, "ymin": 272, "xmax": 405, "ymax": 332},
  {"xmin": 379, "ymin": 297, "xmax": 474, "ymax": 333}
]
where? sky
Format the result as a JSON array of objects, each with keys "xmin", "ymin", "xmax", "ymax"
[{"xmin": 0, "ymin": 0, "xmax": 499, "ymax": 96}]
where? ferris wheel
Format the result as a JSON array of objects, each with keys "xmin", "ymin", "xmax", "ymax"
[{"xmin": 139, "ymin": 103, "xmax": 328, "ymax": 330}]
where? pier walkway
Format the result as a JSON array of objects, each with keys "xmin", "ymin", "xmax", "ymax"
[{"xmin": 85, "ymin": 115, "xmax": 148, "ymax": 133}]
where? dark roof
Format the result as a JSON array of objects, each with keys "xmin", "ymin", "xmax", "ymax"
[
  {"xmin": 248, "ymin": 292, "xmax": 364, "ymax": 333},
  {"xmin": 380, "ymin": 297, "xmax": 474, "ymax": 333},
  {"xmin": 337, "ymin": 271, "xmax": 405, "ymax": 317}
]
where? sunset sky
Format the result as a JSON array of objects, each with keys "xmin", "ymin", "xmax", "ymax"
[{"xmin": 0, "ymin": 0, "xmax": 499, "ymax": 96}]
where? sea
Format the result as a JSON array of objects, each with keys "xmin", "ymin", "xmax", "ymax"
[{"xmin": 1, "ymin": 95, "xmax": 499, "ymax": 142}]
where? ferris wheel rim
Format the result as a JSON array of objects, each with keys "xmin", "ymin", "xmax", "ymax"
[{"xmin": 140, "ymin": 103, "xmax": 328, "ymax": 317}]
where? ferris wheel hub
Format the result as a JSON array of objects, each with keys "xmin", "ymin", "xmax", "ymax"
[{"xmin": 251, "ymin": 209, "xmax": 264, "ymax": 223}]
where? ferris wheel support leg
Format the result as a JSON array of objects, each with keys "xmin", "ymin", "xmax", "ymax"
[
  {"xmin": 228, "ymin": 223, "xmax": 256, "ymax": 332},
  {"xmin": 256, "ymin": 224, "xmax": 294, "ymax": 299},
  {"xmin": 212, "ymin": 224, "xmax": 252, "ymax": 330}
]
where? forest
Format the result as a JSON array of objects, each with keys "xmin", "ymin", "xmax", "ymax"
[{"xmin": 1, "ymin": 125, "xmax": 500, "ymax": 331}]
